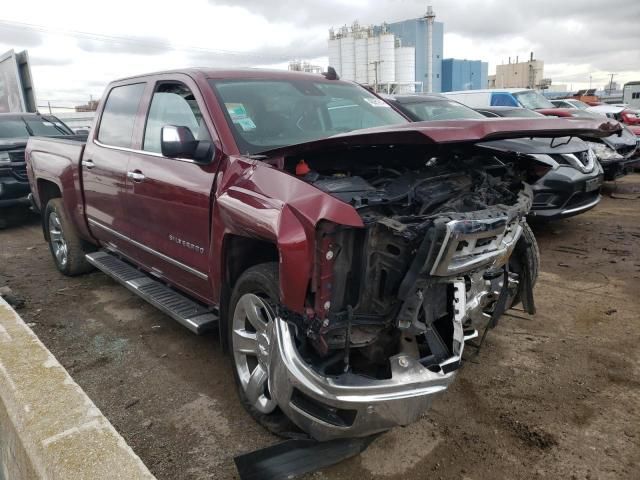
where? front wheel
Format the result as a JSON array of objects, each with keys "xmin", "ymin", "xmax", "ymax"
[
  {"xmin": 44, "ymin": 199, "xmax": 94, "ymax": 276},
  {"xmin": 228, "ymin": 262, "xmax": 300, "ymax": 437}
]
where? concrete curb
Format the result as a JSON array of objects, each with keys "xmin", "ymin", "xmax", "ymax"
[{"xmin": 0, "ymin": 297, "xmax": 156, "ymax": 480}]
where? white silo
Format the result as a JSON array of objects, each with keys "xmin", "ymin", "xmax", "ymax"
[
  {"xmin": 354, "ymin": 37, "xmax": 368, "ymax": 83},
  {"xmin": 379, "ymin": 33, "xmax": 396, "ymax": 83},
  {"xmin": 395, "ymin": 46, "xmax": 416, "ymax": 92},
  {"xmin": 328, "ymin": 38, "xmax": 342, "ymax": 76},
  {"xmin": 340, "ymin": 35, "xmax": 356, "ymax": 81},
  {"xmin": 367, "ymin": 36, "xmax": 380, "ymax": 85}
]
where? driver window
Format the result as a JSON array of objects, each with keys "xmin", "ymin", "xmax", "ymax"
[{"xmin": 143, "ymin": 82, "xmax": 211, "ymax": 154}]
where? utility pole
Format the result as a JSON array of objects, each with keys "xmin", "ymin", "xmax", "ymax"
[
  {"xmin": 370, "ymin": 60, "xmax": 384, "ymax": 92},
  {"xmin": 424, "ymin": 5, "xmax": 436, "ymax": 93},
  {"xmin": 589, "ymin": 75, "xmax": 592, "ymax": 90},
  {"xmin": 607, "ymin": 73, "xmax": 616, "ymax": 95}
]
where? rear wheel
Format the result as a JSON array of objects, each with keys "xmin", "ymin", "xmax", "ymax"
[
  {"xmin": 44, "ymin": 199, "xmax": 94, "ymax": 276},
  {"xmin": 228, "ymin": 263, "xmax": 301, "ymax": 437}
]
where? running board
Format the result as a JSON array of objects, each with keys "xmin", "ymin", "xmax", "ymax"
[{"xmin": 86, "ymin": 251, "xmax": 217, "ymax": 334}]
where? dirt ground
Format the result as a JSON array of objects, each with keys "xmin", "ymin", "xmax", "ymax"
[{"xmin": 1, "ymin": 175, "xmax": 639, "ymax": 480}]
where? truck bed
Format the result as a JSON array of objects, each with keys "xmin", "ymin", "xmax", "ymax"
[{"xmin": 26, "ymin": 135, "xmax": 88, "ymax": 214}]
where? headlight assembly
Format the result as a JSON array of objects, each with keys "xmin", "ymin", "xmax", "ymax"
[{"xmin": 586, "ymin": 142, "xmax": 623, "ymax": 161}]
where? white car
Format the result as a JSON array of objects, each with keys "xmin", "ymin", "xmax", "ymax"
[
  {"xmin": 550, "ymin": 99, "xmax": 591, "ymax": 110},
  {"xmin": 585, "ymin": 104, "xmax": 626, "ymax": 118},
  {"xmin": 550, "ymin": 99, "xmax": 625, "ymax": 119}
]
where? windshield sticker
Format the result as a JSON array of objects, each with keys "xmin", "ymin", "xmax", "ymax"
[
  {"xmin": 236, "ymin": 117, "xmax": 257, "ymax": 131},
  {"xmin": 225, "ymin": 102, "xmax": 257, "ymax": 131},
  {"xmin": 364, "ymin": 97, "xmax": 391, "ymax": 108},
  {"xmin": 226, "ymin": 103, "xmax": 249, "ymax": 119}
]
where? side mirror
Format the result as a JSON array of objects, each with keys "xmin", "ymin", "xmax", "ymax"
[
  {"xmin": 161, "ymin": 125, "xmax": 214, "ymax": 163},
  {"xmin": 161, "ymin": 125, "xmax": 199, "ymax": 158}
]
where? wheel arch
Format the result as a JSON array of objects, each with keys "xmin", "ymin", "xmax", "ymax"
[
  {"xmin": 37, "ymin": 179, "xmax": 62, "ymax": 241},
  {"xmin": 219, "ymin": 234, "xmax": 279, "ymax": 351}
]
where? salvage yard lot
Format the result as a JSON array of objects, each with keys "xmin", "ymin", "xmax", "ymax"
[{"xmin": 2, "ymin": 175, "xmax": 639, "ymax": 480}]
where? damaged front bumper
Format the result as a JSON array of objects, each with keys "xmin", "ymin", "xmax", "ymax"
[
  {"xmin": 268, "ymin": 315, "xmax": 465, "ymax": 441},
  {"xmin": 269, "ymin": 201, "xmax": 530, "ymax": 441}
]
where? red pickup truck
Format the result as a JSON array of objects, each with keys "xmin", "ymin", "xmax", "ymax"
[{"xmin": 26, "ymin": 68, "xmax": 618, "ymax": 441}]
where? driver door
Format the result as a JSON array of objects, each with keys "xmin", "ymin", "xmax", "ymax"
[{"xmin": 123, "ymin": 76, "xmax": 218, "ymax": 303}]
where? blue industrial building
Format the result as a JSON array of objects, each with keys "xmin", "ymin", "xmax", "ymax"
[
  {"xmin": 386, "ymin": 18, "xmax": 444, "ymax": 92},
  {"xmin": 441, "ymin": 59, "xmax": 489, "ymax": 92}
]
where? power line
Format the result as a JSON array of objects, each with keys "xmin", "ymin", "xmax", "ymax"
[{"xmin": 0, "ymin": 19, "xmax": 294, "ymax": 63}]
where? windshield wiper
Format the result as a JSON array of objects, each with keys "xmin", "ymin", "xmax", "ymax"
[{"xmin": 20, "ymin": 118, "xmax": 34, "ymax": 136}]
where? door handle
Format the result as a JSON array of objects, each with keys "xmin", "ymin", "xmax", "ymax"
[
  {"xmin": 127, "ymin": 170, "xmax": 146, "ymax": 182},
  {"xmin": 81, "ymin": 159, "xmax": 95, "ymax": 169}
]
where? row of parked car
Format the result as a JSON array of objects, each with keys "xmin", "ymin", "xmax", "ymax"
[
  {"xmin": 0, "ymin": 67, "xmax": 633, "ymax": 449},
  {"xmin": 383, "ymin": 89, "xmax": 639, "ymax": 221},
  {"xmin": 3, "ymin": 86, "xmax": 637, "ymax": 227}
]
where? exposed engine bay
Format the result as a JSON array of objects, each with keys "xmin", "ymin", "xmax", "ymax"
[{"xmin": 281, "ymin": 146, "xmax": 534, "ymax": 380}]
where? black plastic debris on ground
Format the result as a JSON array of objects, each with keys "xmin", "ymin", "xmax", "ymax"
[{"xmin": 234, "ymin": 436, "xmax": 377, "ymax": 480}]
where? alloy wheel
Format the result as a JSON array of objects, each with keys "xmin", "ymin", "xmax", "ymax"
[
  {"xmin": 48, "ymin": 212, "xmax": 68, "ymax": 268},
  {"xmin": 232, "ymin": 293, "xmax": 277, "ymax": 414}
]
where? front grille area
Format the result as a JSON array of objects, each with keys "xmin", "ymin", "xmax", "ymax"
[
  {"xmin": 6, "ymin": 149, "xmax": 28, "ymax": 181},
  {"xmin": 565, "ymin": 190, "xmax": 599, "ymax": 209},
  {"xmin": 8, "ymin": 150, "xmax": 25, "ymax": 162},
  {"xmin": 11, "ymin": 165, "xmax": 28, "ymax": 181}
]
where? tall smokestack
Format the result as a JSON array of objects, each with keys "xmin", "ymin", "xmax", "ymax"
[{"xmin": 425, "ymin": 5, "xmax": 436, "ymax": 93}]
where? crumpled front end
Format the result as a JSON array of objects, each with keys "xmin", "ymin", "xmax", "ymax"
[{"xmin": 265, "ymin": 144, "xmax": 533, "ymax": 440}]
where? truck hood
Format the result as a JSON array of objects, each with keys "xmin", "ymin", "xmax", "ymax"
[
  {"xmin": 259, "ymin": 118, "xmax": 621, "ymax": 158},
  {"xmin": 588, "ymin": 105, "xmax": 626, "ymax": 115},
  {"xmin": 0, "ymin": 138, "xmax": 27, "ymax": 150}
]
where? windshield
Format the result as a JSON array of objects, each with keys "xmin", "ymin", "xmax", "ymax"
[
  {"xmin": 569, "ymin": 100, "xmax": 590, "ymax": 110},
  {"xmin": 25, "ymin": 116, "xmax": 74, "ymax": 136},
  {"xmin": 399, "ymin": 98, "xmax": 485, "ymax": 121},
  {"xmin": 497, "ymin": 108, "xmax": 545, "ymax": 118},
  {"xmin": 209, "ymin": 79, "xmax": 407, "ymax": 154},
  {"xmin": 0, "ymin": 119, "xmax": 29, "ymax": 139},
  {"xmin": 0, "ymin": 116, "xmax": 73, "ymax": 139},
  {"xmin": 513, "ymin": 91, "xmax": 555, "ymax": 109}
]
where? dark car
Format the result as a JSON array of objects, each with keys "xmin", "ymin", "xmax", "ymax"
[
  {"xmin": 385, "ymin": 94, "xmax": 604, "ymax": 220},
  {"xmin": 475, "ymin": 105, "xmax": 638, "ymax": 180},
  {"xmin": 0, "ymin": 113, "xmax": 75, "ymax": 216}
]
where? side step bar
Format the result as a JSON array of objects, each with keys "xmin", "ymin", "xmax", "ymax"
[{"xmin": 86, "ymin": 251, "xmax": 218, "ymax": 334}]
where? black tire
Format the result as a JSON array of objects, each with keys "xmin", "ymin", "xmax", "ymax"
[
  {"xmin": 509, "ymin": 221, "xmax": 540, "ymax": 307},
  {"xmin": 44, "ymin": 198, "xmax": 95, "ymax": 276},
  {"xmin": 227, "ymin": 262, "xmax": 302, "ymax": 438}
]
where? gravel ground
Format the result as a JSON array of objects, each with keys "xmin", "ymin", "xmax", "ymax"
[{"xmin": 1, "ymin": 175, "xmax": 639, "ymax": 480}]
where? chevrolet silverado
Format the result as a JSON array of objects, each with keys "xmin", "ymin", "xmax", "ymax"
[{"xmin": 26, "ymin": 68, "xmax": 619, "ymax": 441}]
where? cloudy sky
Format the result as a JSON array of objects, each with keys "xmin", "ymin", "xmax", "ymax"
[{"xmin": 0, "ymin": 0, "xmax": 638, "ymax": 109}]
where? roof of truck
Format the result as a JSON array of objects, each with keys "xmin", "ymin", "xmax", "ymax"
[{"xmin": 110, "ymin": 67, "xmax": 344, "ymax": 84}]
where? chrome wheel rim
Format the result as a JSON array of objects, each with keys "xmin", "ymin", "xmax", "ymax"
[
  {"xmin": 232, "ymin": 293, "xmax": 277, "ymax": 414},
  {"xmin": 48, "ymin": 212, "xmax": 68, "ymax": 268}
]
